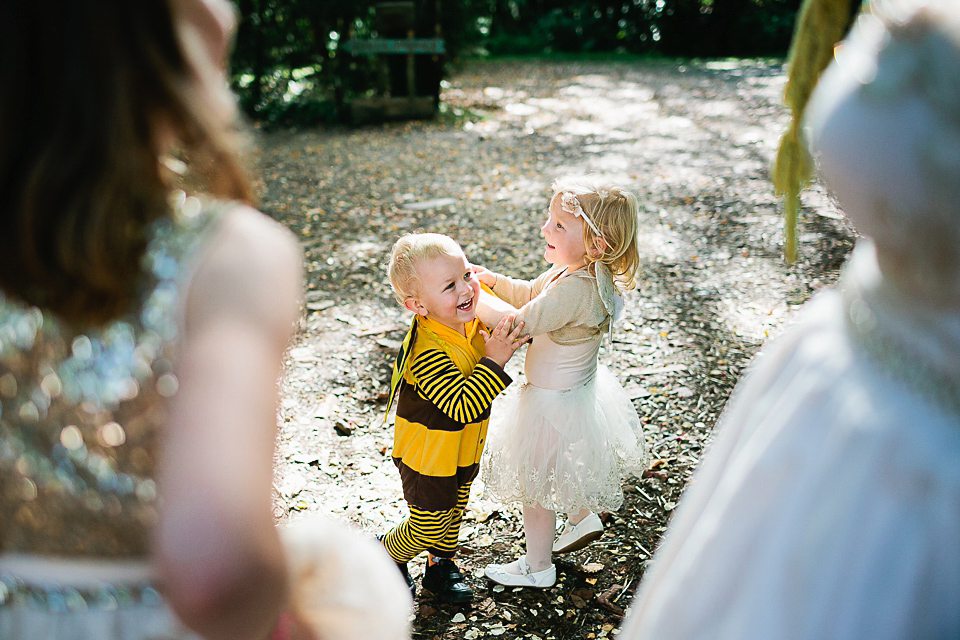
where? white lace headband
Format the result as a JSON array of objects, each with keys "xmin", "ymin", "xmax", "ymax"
[{"xmin": 558, "ymin": 191, "xmax": 603, "ymax": 239}]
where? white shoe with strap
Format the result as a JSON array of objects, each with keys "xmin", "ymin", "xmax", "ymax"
[
  {"xmin": 483, "ymin": 555, "xmax": 556, "ymax": 588},
  {"xmin": 552, "ymin": 512, "xmax": 604, "ymax": 554}
]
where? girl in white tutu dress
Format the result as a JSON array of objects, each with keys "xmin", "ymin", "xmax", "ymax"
[{"xmin": 473, "ymin": 176, "xmax": 650, "ymax": 588}]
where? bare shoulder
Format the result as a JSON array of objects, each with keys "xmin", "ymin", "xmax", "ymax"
[
  {"xmin": 210, "ymin": 204, "xmax": 302, "ymax": 273},
  {"xmin": 185, "ymin": 204, "xmax": 304, "ymax": 338}
]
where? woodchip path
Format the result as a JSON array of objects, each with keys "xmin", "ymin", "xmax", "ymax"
[{"xmin": 256, "ymin": 57, "xmax": 856, "ymax": 640}]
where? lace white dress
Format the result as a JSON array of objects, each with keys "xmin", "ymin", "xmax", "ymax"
[
  {"xmin": 620, "ymin": 243, "xmax": 960, "ymax": 639},
  {"xmin": 482, "ymin": 275, "xmax": 648, "ymax": 513}
]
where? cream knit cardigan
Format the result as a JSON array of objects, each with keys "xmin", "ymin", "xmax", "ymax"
[{"xmin": 479, "ymin": 265, "xmax": 614, "ymax": 345}]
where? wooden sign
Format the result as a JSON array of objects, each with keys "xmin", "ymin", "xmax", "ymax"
[{"xmin": 342, "ymin": 38, "xmax": 446, "ymax": 55}]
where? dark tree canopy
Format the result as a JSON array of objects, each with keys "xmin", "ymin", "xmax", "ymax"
[{"xmin": 230, "ymin": 0, "xmax": 803, "ymax": 126}]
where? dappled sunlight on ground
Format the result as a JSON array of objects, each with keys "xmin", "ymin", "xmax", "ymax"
[{"xmin": 259, "ymin": 56, "xmax": 855, "ymax": 639}]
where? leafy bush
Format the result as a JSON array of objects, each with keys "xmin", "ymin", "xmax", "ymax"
[{"xmin": 229, "ymin": 0, "xmax": 806, "ymax": 128}]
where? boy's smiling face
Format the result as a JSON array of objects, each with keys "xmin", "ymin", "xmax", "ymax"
[{"xmin": 404, "ymin": 250, "xmax": 480, "ymax": 334}]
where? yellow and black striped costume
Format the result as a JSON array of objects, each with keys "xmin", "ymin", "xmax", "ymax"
[{"xmin": 382, "ymin": 315, "xmax": 511, "ymax": 562}]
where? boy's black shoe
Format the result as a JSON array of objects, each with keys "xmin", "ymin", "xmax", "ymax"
[
  {"xmin": 377, "ymin": 534, "xmax": 416, "ymax": 597},
  {"xmin": 421, "ymin": 558, "xmax": 473, "ymax": 603}
]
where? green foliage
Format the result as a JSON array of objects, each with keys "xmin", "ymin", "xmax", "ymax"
[
  {"xmin": 229, "ymin": 0, "xmax": 804, "ymax": 128},
  {"xmin": 230, "ymin": 0, "xmax": 371, "ymax": 126},
  {"xmin": 231, "ymin": 0, "xmax": 490, "ymax": 127},
  {"xmin": 483, "ymin": 0, "xmax": 801, "ymax": 57},
  {"xmin": 656, "ymin": 0, "xmax": 803, "ymax": 57},
  {"xmin": 488, "ymin": 2, "xmax": 661, "ymax": 54}
]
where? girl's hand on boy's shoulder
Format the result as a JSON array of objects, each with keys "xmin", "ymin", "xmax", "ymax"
[
  {"xmin": 471, "ymin": 264, "xmax": 497, "ymax": 287},
  {"xmin": 479, "ymin": 315, "xmax": 529, "ymax": 367}
]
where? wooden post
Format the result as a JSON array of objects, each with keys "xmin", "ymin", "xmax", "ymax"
[
  {"xmin": 406, "ymin": 28, "xmax": 416, "ymax": 98},
  {"xmin": 339, "ymin": 1, "xmax": 445, "ymax": 123}
]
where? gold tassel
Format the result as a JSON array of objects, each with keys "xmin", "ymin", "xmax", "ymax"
[{"xmin": 773, "ymin": 0, "xmax": 855, "ymax": 263}]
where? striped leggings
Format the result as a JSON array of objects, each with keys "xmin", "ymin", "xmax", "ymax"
[{"xmin": 382, "ymin": 482, "xmax": 472, "ymax": 563}]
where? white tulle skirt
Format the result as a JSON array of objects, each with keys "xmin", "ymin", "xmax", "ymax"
[{"xmin": 482, "ymin": 364, "xmax": 648, "ymax": 514}]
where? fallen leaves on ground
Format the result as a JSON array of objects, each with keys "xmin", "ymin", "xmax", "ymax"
[{"xmin": 264, "ymin": 57, "xmax": 855, "ymax": 639}]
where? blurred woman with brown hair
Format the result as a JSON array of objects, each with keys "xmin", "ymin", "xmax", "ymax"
[{"xmin": 0, "ymin": 2, "xmax": 410, "ymax": 639}]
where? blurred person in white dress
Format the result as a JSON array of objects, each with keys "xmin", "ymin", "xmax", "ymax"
[{"xmin": 620, "ymin": 0, "xmax": 960, "ymax": 637}]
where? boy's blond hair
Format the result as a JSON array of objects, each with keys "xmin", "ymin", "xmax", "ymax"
[
  {"xmin": 388, "ymin": 233, "xmax": 465, "ymax": 305},
  {"xmin": 551, "ymin": 175, "xmax": 642, "ymax": 291}
]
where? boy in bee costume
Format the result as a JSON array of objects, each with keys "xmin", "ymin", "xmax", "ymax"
[{"xmin": 380, "ymin": 233, "xmax": 527, "ymax": 602}]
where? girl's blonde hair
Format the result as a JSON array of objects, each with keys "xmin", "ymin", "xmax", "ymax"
[
  {"xmin": 388, "ymin": 233, "xmax": 465, "ymax": 304},
  {"xmin": 551, "ymin": 176, "xmax": 641, "ymax": 291},
  {"xmin": 0, "ymin": 0, "xmax": 251, "ymax": 326}
]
